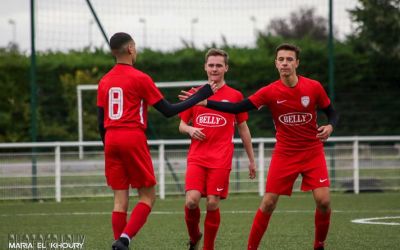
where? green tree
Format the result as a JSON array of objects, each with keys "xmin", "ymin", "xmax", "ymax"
[
  {"xmin": 59, "ymin": 69, "xmax": 103, "ymax": 141},
  {"xmin": 0, "ymin": 48, "xmax": 30, "ymax": 142},
  {"xmin": 266, "ymin": 7, "xmax": 330, "ymax": 41},
  {"xmin": 349, "ymin": 0, "xmax": 400, "ymax": 58}
]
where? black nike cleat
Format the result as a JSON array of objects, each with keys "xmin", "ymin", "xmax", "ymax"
[
  {"xmin": 188, "ymin": 233, "xmax": 202, "ymax": 250},
  {"xmin": 111, "ymin": 238, "xmax": 129, "ymax": 250}
]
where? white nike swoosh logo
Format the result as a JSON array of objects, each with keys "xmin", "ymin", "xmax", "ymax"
[
  {"xmin": 277, "ymin": 100, "xmax": 287, "ymax": 104},
  {"xmin": 216, "ymin": 188, "xmax": 224, "ymax": 192},
  {"xmin": 319, "ymin": 178, "xmax": 328, "ymax": 183}
]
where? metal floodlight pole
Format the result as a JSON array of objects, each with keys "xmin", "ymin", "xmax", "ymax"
[
  {"xmin": 88, "ymin": 19, "xmax": 94, "ymax": 48},
  {"xmin": 139, "ymin": 18, "xmax": 147, "ymax": 48},
  {"xmin": 77, "ymin": 87, "xmax": 83, "ymax": 159},
  {"xmin": 328, "ymin": 0, "xmax": 335, "ymax": 103},
  {"xmin": 85, "ymin": 0, "xmax": 110, "ymax": 50},
  {"xmin": 8, "ymin": 19, "xmax": 16, "ymax": 44},
  {"xmin": 250, "ymin": 16, "xmax": 257, "ymax": 44},
  {"xmin": 30, "ymin": 0, "xmax": 38, "ymax": 200},
  {"xmin": 191, "ymin": 18, "xmax": 198, "ymax": 47},
  {"xmin": 328, "ymin": 0, "xmax": 336, "ymax": 186}
]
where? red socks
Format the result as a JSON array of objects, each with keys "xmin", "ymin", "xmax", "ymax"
[
  {"xmin": 247, "ymin": 208, "xmax": 272, "ymax": 250},
  {"xmin": 246, "ymin": 207, "xmax": 330, "ymax": 249},
  {"xmin": 185, "ymin": 206, "xmax": 201, "ymax": 243},
  {"xmin": 184, "ymin": 207, "xmax": 221, "ymax": 250},
  {"xmin": 123, "ymin": 202, "xmax": 152, "ymax": 238},
  {"xmin": 203, "ymin": 209, "xmax": 220, "ymax": 250},
  {"xmin": 112, "ymin": 211, "xmax": 127, "ymax": 240},
  {"xmin": 314, "ymin": 208, "xmax": 331, "ymax": 248}
]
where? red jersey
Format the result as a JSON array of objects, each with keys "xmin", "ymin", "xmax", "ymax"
[
  {"xmin": 180, "ymin": 84, "xmax": 248, "ymax": 169},
  {"xmin": 97, "ymin": 64, "xmax": 163, "ymax": 131},
  {"xmin": 248, "ymin": 76, "xmax": 330, "ymax": 151}
]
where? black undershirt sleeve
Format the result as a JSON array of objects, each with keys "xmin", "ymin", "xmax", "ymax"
[
  {"xmin": 153, "ymin": 84, "xmax": 214, "ymax": 117},
  {"xmin": 321, "ymin": 103, "xmax": 339, "ymax": 128},
  {"xmin": 206, "ymin": 98, "xmax": 257, "ymax": 114},
  {"xmin": 97, "ymin": 85, "xmax": 213, "ymax": 142},
  {"xmin": 97, "ymin": 107, "xmax": 105, "ymax": 144}
]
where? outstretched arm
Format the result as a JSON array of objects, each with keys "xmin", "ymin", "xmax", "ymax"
[
  {"xmin": 153, "ymin": 84, "xmax": 214, "ymax": 117},
  {"xmin": 237, "ymin": 121, "xmax": 256, "ymax": 179},
  {"xmin": 317, "ymin": 104, "xmax": 339, "ymax": 141},
  {"xmin": 205, "ymin": 98, "xmax": 257, "ymax": 114}
]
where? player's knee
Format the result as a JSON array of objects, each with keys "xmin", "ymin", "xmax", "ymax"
[
  {"xmin": 185, "ymin": 191, "xmax": 201, "ymax": 209},
  {"xmin": 186, "ymin": 199, "xmax": 199, "ymax": 209},
  {"xmin": 260, "ymin": 203, "xmax": 276, "ymax": 213},
  {"xmin": 205, "ymin": 195, "xmax": 220, "ymax": 211},
  {"xmin": 114, "ymin": 200, "xmax": 129, "ymax": 212},
  {"xmin": 206, "ymin": 201, "xmax": 219, "ymax": 211},
  {"xmin": 148, "ymin": 195, "xmax": 157, "ymax": 207},
  {"xmin": 260, "ymin": 198, "xmax": 277, "ymax": 213},
  {"xmin": 316, "ymin": 198, "xmax": 330, "ymax": 211},
  {"xmin": 139, "ymin": 196, "xmax": 156, "ymax": 208},
  {"xmin": 138, "ymin": 192, "xmax": 156, "ymax": 208}
]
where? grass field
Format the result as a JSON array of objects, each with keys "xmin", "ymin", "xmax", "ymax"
[{"xmin": 1, "ymin": 192, "xmax": 399, "ymax": 250}]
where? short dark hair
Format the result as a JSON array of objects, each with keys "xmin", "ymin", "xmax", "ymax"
[
  {"xmin": 205, "ymin": 48, "xmax": 229, "ymax": 65},
  {"xmin": 275, "ymin": 43, "xmax": 300, "ymax": 59},
  {"xmin": 109, "ymin": 32, "xmax": 133, "ymax": 51}
]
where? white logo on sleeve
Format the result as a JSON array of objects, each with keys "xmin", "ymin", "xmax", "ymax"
[{"xmin": 319, "ymin": 178, "xmax": 328, "ymax": 183}]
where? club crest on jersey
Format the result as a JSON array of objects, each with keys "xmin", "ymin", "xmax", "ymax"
[
  {"xmin": 301, "ymin": 96, "xmax": 310, "ymax": 107},
  {"xmin": 196, "ymin": 113, "xmax": 227, "ymax": 127}
]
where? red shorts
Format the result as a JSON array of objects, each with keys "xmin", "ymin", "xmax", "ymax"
[
  {"xmin": 185, "ymin": 164, "xmax": 231, "ymax": 199},
  {"xmin": 105, "ymin": 128, "xmax": 156, "ymax": 190},
  {"xmin": 266, "ymin": 147, "xmax": 329, "ymax": 196}
]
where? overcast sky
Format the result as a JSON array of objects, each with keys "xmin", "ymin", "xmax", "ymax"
[{"xmin": 0, "ymin": 0, "xmax": 359, "ymax": 52}]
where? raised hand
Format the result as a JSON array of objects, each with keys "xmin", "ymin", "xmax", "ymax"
[
  {"xmin": 178, "ymin": 88, "xmax": 195, "ymax": 101},
  {"xmin": 207, "ymin": 81, "xmax": 218, "ymax": 93}
]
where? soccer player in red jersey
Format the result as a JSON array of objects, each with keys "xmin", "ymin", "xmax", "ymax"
[
  {"xmin": 97, "ymin": 32, "xmax": 216, "ymax": 250},
  {"xmin": 192, "ymin": 44, "xmax": 338, "ymax": 250},
  {"xmin": 179, "ymin": 49, "xmax": 256, "ymax": 250}
]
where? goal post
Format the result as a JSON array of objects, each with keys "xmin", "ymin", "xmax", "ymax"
[{"xmin": 77, "ymin": 80, "xmax": 206, "ymax": 159}]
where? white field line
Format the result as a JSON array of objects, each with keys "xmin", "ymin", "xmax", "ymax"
[
  {"xmin": 351, "ymin": 216, "xmax": 400, "ymax": 226},
  {"xmin": 1, "ymin": 209, "xmax": 400, "ymax": 217}
]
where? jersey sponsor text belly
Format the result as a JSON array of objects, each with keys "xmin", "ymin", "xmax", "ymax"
[
  {"xmin": 278, "ymin": 112, "xmax": 312, "ymax": 126},
  {"xmin": 196, "ymin": 113, "xmax": 227, "ymax": 127}
]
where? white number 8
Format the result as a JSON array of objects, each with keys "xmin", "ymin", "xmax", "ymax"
[{"xmin": 108, "ymin": 87, "xmax": 123, "ymax": 120}]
